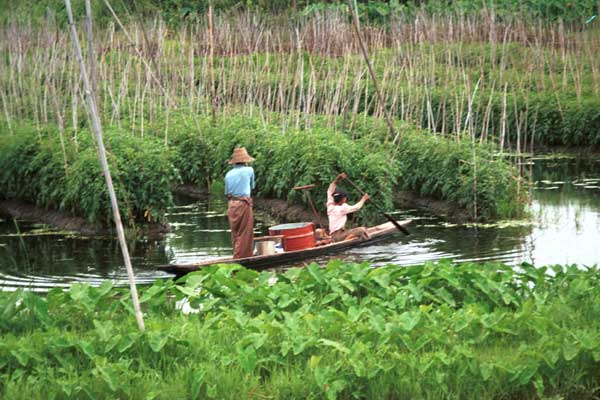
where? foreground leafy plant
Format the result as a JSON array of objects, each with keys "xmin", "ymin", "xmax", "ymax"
[{"xmin": 1, "ymin": 260, "xmax": 599, "ymax": 399}]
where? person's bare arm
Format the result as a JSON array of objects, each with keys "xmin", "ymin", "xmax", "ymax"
[
  {"xmin": 327, "ymin": 172, "xmax": 347, "ymax": 202},
  {"xmin": 341, "ymin": 193, "xmax": 370, "ymax": 214}
]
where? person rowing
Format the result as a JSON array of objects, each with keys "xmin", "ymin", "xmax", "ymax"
[{"xmin": 326, "ymin": 172, "xmax": 370, "ymax": 242}]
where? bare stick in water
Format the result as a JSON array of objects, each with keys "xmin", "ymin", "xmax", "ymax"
[{"xmin": 64, "ymin": 0, "xmax": 145, "ymax": 331}]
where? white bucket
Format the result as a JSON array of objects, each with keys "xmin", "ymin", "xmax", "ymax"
[{"xmin": 256, "ymin": 241, "xmax": 276, "ymax": 256}]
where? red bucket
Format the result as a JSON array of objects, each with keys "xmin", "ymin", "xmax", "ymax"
[{"xmin": 268, "ymin": 222, "xmax": 315, "ymax": 251}]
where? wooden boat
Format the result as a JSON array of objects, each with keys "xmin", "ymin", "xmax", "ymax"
[{"xmin": 158, "ymin": 219, "xmax": 411, "ymax": 276}]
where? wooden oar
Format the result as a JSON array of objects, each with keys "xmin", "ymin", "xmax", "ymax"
[
  {"xmin": 293, "ymin": 184, "xmax": 324, "ymax": 230},
  {"xmin": 344, "ymin": 177, "xmax": 410, "ymax": 235}
]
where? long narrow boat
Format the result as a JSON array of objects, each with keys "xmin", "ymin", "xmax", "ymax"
[{"xmin": 158, "ymin": 219, "xmax": 411, "ymax": 276}]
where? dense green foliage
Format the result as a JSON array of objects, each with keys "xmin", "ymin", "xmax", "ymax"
[
  {"xmin": 0, "ymin": 125, "xmax": 179, "ymax": 226},
  {"xmin": 0, "ymin": 111, "xmax": 523, "ymax": 226},
  {"xmin": 161, "ymin": 111, "xmax": 524, "ymax": 221},
  {"xmin": 1, "ymin": 260, "xmax": 599, "ymax": 398},
  {"xmin": 396, "ymin": 131, "xmax": 524, "ymax": 219},
  {"xmin": 2, "ymin": 0, "xmax": 597, "ymax": 26}
]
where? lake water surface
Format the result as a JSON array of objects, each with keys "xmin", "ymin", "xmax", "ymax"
[{"xmin": 1, "ymin": 155, "xmax": 598, "ymax": 291}]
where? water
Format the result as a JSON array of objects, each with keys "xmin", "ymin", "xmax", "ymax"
[{"xmin": 1, "ymin": 155, "xmax": 599, "ymax": 291}]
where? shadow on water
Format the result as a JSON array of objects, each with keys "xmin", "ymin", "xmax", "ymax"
[{"xmin": 0, "ymin": 155, "xmax": 598, "ymax": 290}]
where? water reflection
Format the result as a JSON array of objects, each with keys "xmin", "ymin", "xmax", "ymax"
[
  {"xmin": 526, "ymin": 157, "xmax": 600, "ymax": 266},
  {"xmin": 0, "ymin": 155, "xmax": 598, "ymax": 290},
  {"xmin": 0, "ymin": 221, "xmax": 172, "ymax": 291}
]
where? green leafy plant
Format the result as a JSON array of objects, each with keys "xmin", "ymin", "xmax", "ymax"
[{"xmin": 1, "ymin": 260, "xmax": 600, "ymax": 398}]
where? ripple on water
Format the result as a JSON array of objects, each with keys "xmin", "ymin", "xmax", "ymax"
[{"xmin": 1, "ymin": 155, "xmax": 599, "ymax": 291}]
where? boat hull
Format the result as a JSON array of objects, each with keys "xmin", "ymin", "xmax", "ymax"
[{"xmin": 158, "ymin": 219, "xmax": 411, "ymax": 276}]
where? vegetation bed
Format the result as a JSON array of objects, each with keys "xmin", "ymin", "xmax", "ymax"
[
  {"xmin": 1, "ymin": 260, "xmax": 599, "ymax": 399},
  {"xmin": 0, "ymin": 111, "xmax": 524, "ymax": 227},
  {"xmin": 161, "ymin": 111, "xmax": 525, "ymax": 221},
  {"xmin": 0, "ymin": 124, "xmax": 179, "ymax": 227}
]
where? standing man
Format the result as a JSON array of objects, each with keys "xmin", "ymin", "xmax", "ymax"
[
  {"xmin": 327, "ymin": 172, "xmax": 370, "ymax": 242},
  {"xmin": 224, "ymin": 147, "xmax": 255, "ymax": 258}
]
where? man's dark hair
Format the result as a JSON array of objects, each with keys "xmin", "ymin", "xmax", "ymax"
[{"xmin": 333, "ymin": 188, "xmax": 347, "ymax": 204}]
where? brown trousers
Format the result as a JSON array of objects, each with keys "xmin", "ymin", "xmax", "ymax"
[
  {"xmin": 227, "ymin": 197, "xmax": 254, "ymax": 259},
  {"xmin": 331, "ymin": 227, "xmax": 369, "ymax": 243}
]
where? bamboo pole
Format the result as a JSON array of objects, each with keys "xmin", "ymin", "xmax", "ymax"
[
  {"xmin": 102, "ymin": 0, "xmax": 167, "ymax": 100},
  {"xmin": 50, "ymin": 80, "xmax": 69, "ymax": 172},
  {"xmin": 0, "ymin": 88, "xmax": 12, "ymax": 135},
  {"xmin": 85, "ymin": 0, "xmax": 99, "ymax": 108},
  {"xmin": 64, "ymin": 0, "xmax": 145, "ymax": 331},
  {"xmin": 348, "ymin": 0, "xmax": 399, "ymax": 144},
  {"xmin": 208, "ymin": 2, "xmax": 217, "ymax": 126}
]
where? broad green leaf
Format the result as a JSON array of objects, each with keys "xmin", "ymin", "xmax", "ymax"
[
  {"xmin": 320, "ymin": 293, "xmax": 339, "ymax": 305},
  {"xmin": 480, "ymin": 363, "xmax": 493, "ymax": 381},
  {"xmin": 10, "ymin": 349, "xmax": 29, "ymax": 367},
  {"xmin": 562, "ymin": 340, "xmax": 579, "ymax": 361},
  {"xmin": 118, "ymin": 334, "xmax": 138, "ymax": 353},
  {"xmin": 402, "ymin": 335, "xmax": 432, "ymax": 352},
  {"xmin": 576, "ymin": 330, "xmax": 599, "ymax": 350},
  {"xmin": 148, "ymin": 331, "xmax": 170, "ymax": 353},
  {"xmin": 369, "ymin": 314, "xmax": 386, "ymax": 334},
  {"xmin": 369, "ymin": 269, "xmax": 390, "ymax": 289},
  {"xmin": 418, "ymin": 358, "xmax": 434, "ymax": 374},
  {"xmin": 533, "ymin": 374, "xmax": 545, "ymax": 397},
  {"xmin": 79, "ymin": 340, "xmax": 96, "ymax": 360},
  {"xmin": 319, "ymin": 339, "xmax": 349, "ymax": 354},
  {"xmin": 95, "ymin": 364, "xmax": 118, "ymax": 392},
  {"xmin": 405, "ymin": 283, "xmax": 423, "ymax": 302},
  {"xmin": 191, "ymin": 369, "xmax": 206, "ymax": 399},
  {"xmin": 397, "ymin": 311, "xmax": 421, "ymax": 332},
  {"xmin": 517, "ymin": 362, "xmax": 538, "ymax": 385},
  {"xmin": 175, "ymin": 286, "xmax": 200, "ymax": 297},
  {"xmin": 93, "ymin": 319, "xmax": 114, "ymax": 342},
  {"xmin": 140, "ymin": 285, "xmax": 166, "ymax": 303},
  {"xmin": 96, "ymin": 280, "xmax": 114, "ymax": 298},
  {"xmin": 206, "ymin": 383, "xmax": 217, "ymax": 399},
  {"xmin": 238, "ymin": 346, "xmax": 257, "ymax": 373},
  {"xmin": 347, "ymin": 306, "xmax": 362, "ymax": 322},
  {"xmin": 307, "ymin": 263, "xmax": 325, "ymax": 285},
  {"xmin": 543, "ymin": 348, "xmax": 560, "ymax": 368},
  {"xmin": 23, "ymin": 291, "xmax": 49, "ymax": 325},
  {"xmin": 310, "ymin": 355, "xmax": 322, "ymax": 369},
  {"xmin": 452, "ymin": 312, "xmax": 470, "ymax": 332},
  {"xmin": 326, "ymin": 379, "xmax": 347, "ymax": 400}
]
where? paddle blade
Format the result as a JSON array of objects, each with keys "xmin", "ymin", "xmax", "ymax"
[{"xmin": 383, "ymin": 213, "xmax": 410, "ymax": 235}]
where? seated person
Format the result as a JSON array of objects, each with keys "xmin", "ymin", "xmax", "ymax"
[{"xmin": 326, "ymin": 173, "xmax": 370, "ymax": 242}]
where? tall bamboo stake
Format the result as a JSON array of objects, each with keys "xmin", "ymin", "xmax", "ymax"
[
  {"xmin": 85, "ymin": 0, "xmax": 98, "ymax": 107},
  {"xmin": 0, "ymin": 88, "xmax": 12, "ymax": 135},
  {"xmin": 347, "ymin": 0, "xmax": 398, "ymax": 144},
  {"xmin": 64, "ymin": 0, "xmax": 145, "ymax": 331},
  {"xmin": 50, "ymin": 81, "xmax": 69, "ymax": 172},
  {"xmin": 209, "ymin": 2, "xmax": 217, "ymax": 126}
]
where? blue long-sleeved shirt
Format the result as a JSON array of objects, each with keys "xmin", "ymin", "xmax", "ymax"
[{"xmin": 224, "ymin": 165, "xmax": 255, "ymax": 197}]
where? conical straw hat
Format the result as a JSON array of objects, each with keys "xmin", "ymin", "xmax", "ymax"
[{"xmin": 228, "ymin": 147, "xmax": 255, "ymax": 164}]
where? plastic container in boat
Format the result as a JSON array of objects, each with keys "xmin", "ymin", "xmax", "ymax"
[
  {"xmin": 256, "ymin": 240, "xmax": 276, "ymax": 256},
  {"xmin": 268, "ymin": 222, "xmax": 315, "ymax": 251}
]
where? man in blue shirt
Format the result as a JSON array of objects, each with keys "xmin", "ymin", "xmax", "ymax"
[{"xmin": 224, "ymin": 147, "xmax": 256, "ymax": 258}]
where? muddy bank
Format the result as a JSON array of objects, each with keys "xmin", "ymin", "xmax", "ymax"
[
  {"xmin": 394, "ymin": 191, "xmax": 472, "ymax": 222},
  {"xmin": 173, "ymin": 185, "xmax": 319, "ymax": 225},
  {"xmin": 172, "ymin": 184, "xmax": 209, "ymax": 199},
  {"xmin": 0, "ymin": 200, "xmax": 170, "ymax": 237},
  {"xmin": 253, "ymin": 198, "xmax": 321, "ymax": 225},
  {"xmin": 259, "ymin": 192, "xmax": 474, "ymax": 224},
  {"xmin": 174, "ymin": 184, "xmax": 473, "ymax": 224}
]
